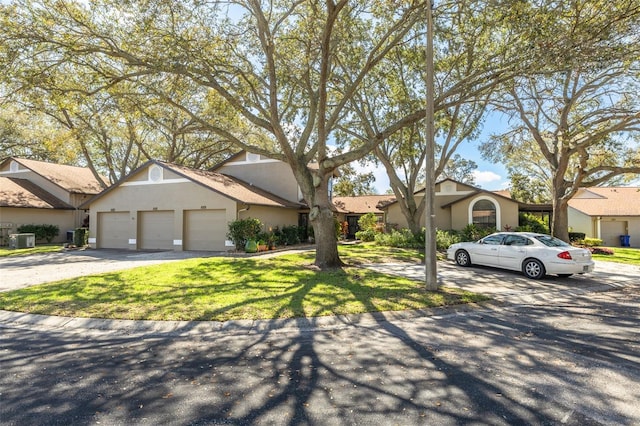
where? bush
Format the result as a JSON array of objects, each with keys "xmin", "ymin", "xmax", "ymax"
[
  {"xmin": 17, "ymin": 224, "xmax": 59, "ymax": 243},
  {"xmin": 227, "ymin": 218, "xmax": 263, "ymax": 250},
  {"xmin": 568, "ymin": 232, "xmax": 586, "ymax": 242},
  {"xmin": 590, "ymin": 247, "xmax": 614, "ymax": 255},
  {"xmin": 460, "ymin": 224, "xmax": 494, "ymax": 242},
  {"xmin": 74, "ymin": 228, "xmax": 89, "ymax": 247},
  {"xmin": 516, "ymin": 213, "xmax": 549, "ymax": 234},
  {"xmin": 580, "ymin": 237, "xmax": 603, "ymax": 247},
  {"xmin": 436, "ymin": 229, "xmax": 462, "ymax": 250},
  {"xmin": 355, "ymin": 229, "xmax": 376, "ymax": 242},
  {"xmin": 375, "ymin": 228, "xmax": 424, "ymax": 249},
  {"xmin": 357, "ymin": 213, "xmax": 378, "ymax": 231}
]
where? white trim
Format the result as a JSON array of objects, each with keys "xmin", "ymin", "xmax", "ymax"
[
  {"xmin": 468, "ymin": 195, "xmax": 501, "ymax": 230},
  {"xmin": 121, "ymin": 178, "xmax": 190, "ymax": 186},
  {"xmin": 0, "ymin": 169, "xmax": 29, "ymax": 175},
  {"xmin": 88, "ymin": 237, "xmax": 96, "ymax": 244},
  {"xmin": 436, "ymin": 190, "xmax": 474, "ymax": 196},
  {"xmin": 148, "ymin": 164, "xmax": 163, "ymax": 182},
  {"xmin": 173, "ymin": 240, "xmax": 182, "ymax": 246},
  {"xmin": 225, "ymin": 158, "xmax": 281, "ymax": 166},
  {"xmin": 128, "ymin": 239, "xmax": 137, "ymax": 244}
]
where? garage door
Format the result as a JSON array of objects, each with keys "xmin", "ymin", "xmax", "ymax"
[
  {"xmin": 184, "ymin": 209, "xmax": 227, "ymax": 251},
  {"xmin": 139, "ymin": 211, "xmax": 174, "ymax": 250},
  {"xmin": 97, "ymin": 211, "xmax": 130, "ymax": 249},
  {"xmin": 601, "ymin": 220, "xmax": 627, "ymax": 247}
]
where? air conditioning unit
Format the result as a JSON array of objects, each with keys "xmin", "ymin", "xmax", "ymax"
[{"xmin": 9, "ymin": 233, "xmax": 36, "ymax": 249}]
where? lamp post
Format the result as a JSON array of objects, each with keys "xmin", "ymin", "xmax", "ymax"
[{"xmin": 425, "ymin": 0, "xmax": 438, "ymax": 290}]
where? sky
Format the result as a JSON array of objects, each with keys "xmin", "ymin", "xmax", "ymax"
[{"xmin": 356, "ymin": 114, "xmax": 510, "ymax": 194}]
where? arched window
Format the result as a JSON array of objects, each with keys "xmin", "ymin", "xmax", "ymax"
[{"xmin": 472, "ymin": 199, "xmax": 497, "ymax": 229}]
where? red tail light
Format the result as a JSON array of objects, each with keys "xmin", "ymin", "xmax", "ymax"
[{"xmin": 557, "ymin": 251, "xmax": 573, "ymax": 260}]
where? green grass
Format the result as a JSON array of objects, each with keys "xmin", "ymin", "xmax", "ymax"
[
  {"xmin": 0, "ymin": 244, "xmax": 486, "ymax": 321},
  {"xmin": 592, "ymin": 247, "xmax": 640, "ymax": 265},
  {"xmin": 0, "ymin": 244, "xmax": 63, "ymax": 257}
]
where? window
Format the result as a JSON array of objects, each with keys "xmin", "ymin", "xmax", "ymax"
[
  {"xmin": 148, "ymin": 165, "xmax": 163, "ymax": 182},
  {"xmin": 481, "ymin": 234, "xmax": 504, "ymax": 245},
  {"xmin": 472, "ymin": 199, "xmax": 497, "ymax": 229},
  {"xmin": 504, "ymin": 235, "xmax": 532, "ymax": 246}
]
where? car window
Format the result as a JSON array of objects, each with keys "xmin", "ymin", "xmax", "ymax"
[
  {"xmin": 504, "ymin": 235, "xmax": 531, "ymax": 246},
  {"xmin": 481, "ymin": 235, "xmax": 504, "ymax": 245},
  {"xmin": 534, "ymin": 235, "xmax": 570, "ymax": 247}
]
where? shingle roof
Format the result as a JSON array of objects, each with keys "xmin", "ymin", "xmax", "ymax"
[
  {"xmin": 160, "ymin": 161, "xmax": 304, "ymax": 208},
  {"xmin": 569, "ymin": 187, "xmax": 640, "ymax": 216},
  {"xmin": 0, "ymin": 177, "xmax": 74, "ymax": 209},
  {"xmin": 5, "ymin": 158, "xmax": 108, "ymax": 194},
  {"xmin": 332, "ymin": 195, "xmax": 396, "ymax": 214}
]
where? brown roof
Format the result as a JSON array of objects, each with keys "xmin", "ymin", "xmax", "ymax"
[
  {"xmin": 332, "ymin": 195, "xmax": 396, "ymax": 214},
  {"xmin": 161, "ymin": 161, "xmax": 303, "ymax": 208},
  {"xmin": 0, "ymin": 177, "xmax": 74, "ymax": 209},
  {"xmin": 4, "ymin": 158, "xmax": 108, "ymax": 194},
  {"xmin": 569, "ymin": 187, "xmax": 640, "ymax": 216}
]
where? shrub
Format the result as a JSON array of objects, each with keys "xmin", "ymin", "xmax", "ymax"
[
  {"xmin": 460, "ymin": 224, "xmax": 494, "ymax": 242},
  {"xmin": 74, "ymin": 228, "xmax": 88, "ymax": 247},
  {"xmin": 357, "ymin": 213, "xmax": 378, "ymax": 231},
  {"xmin": 590, "ymin": 247, "xmax": 614, "ymax": 255},
  {"xmin": 375, "ymin": 228, "xmax": 424, "ymax": 249},
  {"xmin": 355, "ymin": 229, "xmax": 376, "ymax": 242},
  {"xmin": 17, "ymin": 224, "xmax": 59, "ymax": 243},
  {"xmin": 227, "ymin": 218, "xmax": 263, "ymax": 250},
  {"xmin": 281, "ymin": 225, "xmax": 301, "ymax": 245},
  {"xmin": 516, "ymin": 213, "xmax": 549, "ymax": 234},
  {"xmin": 436, "ymin": 229, "xmax": 462, "ymax": 250},
  {"xmin": 568, "ymin": 232, "xmax": 586, "ymax": 242},
  {"xmin": 581, "ymin": 237, "xmax": 603, "ymax": 247}
]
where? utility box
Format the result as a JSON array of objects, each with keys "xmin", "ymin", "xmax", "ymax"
[{"xmin": 9, "ymin": 233, "xmax": 36, "ymax": 249}]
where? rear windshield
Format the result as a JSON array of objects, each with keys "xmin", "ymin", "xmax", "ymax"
[{"xmin": 534, "ymin": 235, "xmax": 570, "ymax": 247}]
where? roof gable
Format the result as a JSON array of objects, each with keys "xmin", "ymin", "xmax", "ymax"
[
  {"xmin": 569, "ymin": 187, "xmax": 640, "ymax": 216},
  {"xmin": 81, "ymin": 160, "xmax": 304, "ymax": 209},
  {"xmin": 0, "ymin": 157, "xmax": 108, "ymax": 195},
  {"xmin": 0, "ymin": 177, "xmax": 73, "ymax": 209},
  {"xmin": 332, "ymin": 195, "xmax": 396, "ymax": 214}
]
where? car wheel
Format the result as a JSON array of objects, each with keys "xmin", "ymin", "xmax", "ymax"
[
  {"xmin": 558, "ymin": 274, "xmax": 573, "ymax": 278},
  {"xmin": 522, "ymin": 258, "xmax": 545, "ymax": 279},
  {"xmin": 455, "ymin": 250, "xmax": 471, "ymax": 267}
]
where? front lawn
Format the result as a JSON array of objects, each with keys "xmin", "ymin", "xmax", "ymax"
[
  {"xmin": 591, "ymin": 247, "xmax": 640, "ymax": 265},
  {"xmin": 0, "ymin": 244, "xmax": 63, "ymax": 257},
  {"xmin": 0, "ymin": 245, "xmax": 487, "ymax": 321}
]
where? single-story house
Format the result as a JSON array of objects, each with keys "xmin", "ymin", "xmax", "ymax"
[
  {"xmin": 568, "ymin": 187, "xmax": 640, "ymax": 248},
  {"xmin": 381, "ymin": 179, "xmax": 521, "ymax": 232},
  {"xmin": 81, "ymin": 159, "xmax": 306, "ymax": 251},
  {"xmin": 332, "ymin": 195, "xmax": 395, "ymax": 238},
  {"xmin": 0, "ymin": 157, "xmax": 107, "ymax": 245}
]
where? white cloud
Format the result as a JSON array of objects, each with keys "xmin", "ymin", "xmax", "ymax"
[{"xmin": 473, "ymin": 170, "xmax": 503, "ymax": 188}]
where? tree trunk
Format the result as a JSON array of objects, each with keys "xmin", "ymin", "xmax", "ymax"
[{"xmin": 551, "ymin": 197, "xmax": 570, "ymax": 242}]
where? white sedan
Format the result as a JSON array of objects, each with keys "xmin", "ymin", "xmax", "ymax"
[{"xmin": 446, "ymin": 232, "xmax": 595, "ymax": 279}]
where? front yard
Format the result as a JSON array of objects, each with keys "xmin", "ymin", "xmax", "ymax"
[{"xmin": 0, "ymin": 244, "xmax": 485, "ymax": 322}]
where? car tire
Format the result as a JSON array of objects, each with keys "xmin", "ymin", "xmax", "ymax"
[
  {"xmin": 455, "ymin": 250, "xmax": 471, "ymax": 267},
  {"xmin": 558, "ymin": 274, "xmax": 573, "ymax": 278},
  {"xmin": 522, "ymin": 258, "xmax": 545, "ymax": 279}
]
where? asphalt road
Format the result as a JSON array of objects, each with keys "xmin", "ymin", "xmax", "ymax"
[{"xmin": 1, "ymin": 251, "xmax": 639, "ymax": 425}]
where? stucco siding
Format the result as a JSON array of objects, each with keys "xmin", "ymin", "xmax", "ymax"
[
  {"xmin": 217, "ymin": 161, "xmax": 299, "ymax": 203},
  {"xmin": 568, "ymin": 207, "xmax": 594, "ymax": 237},
  {"xmin": 87, "ymin": 180, "xmax": 237, "ymax": 250},
  {"xmin": 238, "ymin": 206, "xmax": 299, "ymax": 232},
  {"xmin": 0, "ymin": 207, "xmax": 75, "ymax": 244}
]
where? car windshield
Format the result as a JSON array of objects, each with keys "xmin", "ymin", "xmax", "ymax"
[{"xmin": 534, "ymin": 235, "xmax": 570, "ymax": 247}]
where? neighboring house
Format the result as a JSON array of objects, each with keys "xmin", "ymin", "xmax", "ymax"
[
  {"xmin": 332, "ymin": 195, "xmax": 395, "ymax": 238},
  {"xmin": 81, "ymin": 159, "xmax": 305, "ymax": 251},
  {"xmin": 0, "ymin": 157, "xmax": 107, "ymax": 245},
  {"xmin": 382, "ymin": 179, "xmax": 521, "ymax": 232},
  {"xmin": 568, "ymin": 187, "xmax": 640, "ymax": 248}
]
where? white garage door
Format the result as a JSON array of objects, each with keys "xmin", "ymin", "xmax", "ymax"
[
  {"xmin": 184, "ymin": 209, "xmax": 227, "ymax": 251},
  {"xmin": 97, "ymin": 211, "xmax": 130, "ymax": 249},
  {"xmin": 139, "ymin": 210, "xmax": 174, "ymax": 250},
  {"xmin": 601, "ymin": 220, "xmax": 628, "ymax": 247}
]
